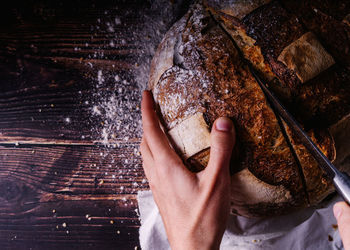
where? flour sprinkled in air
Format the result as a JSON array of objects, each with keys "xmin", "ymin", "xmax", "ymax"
[{"xmin": 75, "ymin": 0, "xmax": 193, "ymax": 198}]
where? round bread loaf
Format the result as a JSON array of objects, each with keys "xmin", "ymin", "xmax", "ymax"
[{"xmin": 148, "ymin": 2, "xmax": 336, "ymax": 217}]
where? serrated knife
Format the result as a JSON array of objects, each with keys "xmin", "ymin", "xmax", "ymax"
[{"xmin": 250, "ymin": 67, "xmax": 350, "ymax": 205}]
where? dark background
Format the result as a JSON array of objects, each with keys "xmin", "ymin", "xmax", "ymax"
[{"xmin": 0, "ymin": 0, "xmax": 191, "ymax": 249}]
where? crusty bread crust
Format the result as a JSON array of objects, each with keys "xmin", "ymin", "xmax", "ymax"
[
  {"xmin": 207, "ymin": 0, "xmax": 350, "ymax": 128},
  {"xmin": 149, "ymin": 4, "xmax": 308, "ymax": 217},
  {"xmin": 281, "ymin": 0, "xmax": 350, "ymax": 67},
  {"xmin": 204, "ymin": 0, "xmax": 348, "ymax": 209},
  {"xmin": 149, "ymin": 1, "xmax": 349, "ymax": 217}
]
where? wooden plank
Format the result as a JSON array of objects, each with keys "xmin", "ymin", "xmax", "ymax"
[
  {"xmin": 0, "ymin": 144, "xmax": 145, "ymax": 194},
  {"xmin": 0, "ymin": 1, "xmax": 151, "ymax": 145},
  {"xmin": 0, "ymin": 0, "xmax": 192, "ymax": 249},
  {"xmin": 0, "ymin": 143, "xmax": 146, "ymax": 249},
  {"xmin": 0, "ymin": 0, "xmax": 190, "ymax": 145},
  {"xmin": 0, "ymin": 53, "xmax": 142, "ymax": 143}
]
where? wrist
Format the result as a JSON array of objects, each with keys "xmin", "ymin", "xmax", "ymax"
[
  {"xmin": 169, "ymin": 234, "xmax": 221, "ymax": 250},
  {"xmin": 171, "ymin": 242, "xmax": 217, "ymax": 250}
]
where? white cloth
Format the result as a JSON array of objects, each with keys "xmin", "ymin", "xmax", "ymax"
[
  {"xmin": 138, "ymin": 190, "xmax": 344, "ymax": 250},
  {"xmin": 137, "ymin": 115, "xmax": 350, "ymax": 249}
]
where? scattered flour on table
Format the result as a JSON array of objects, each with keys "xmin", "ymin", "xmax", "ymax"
[
  {"xmin": 72, "ymin": 1, "xmax": 193, "ymax": 205},
  {"xmin": 54, "ymin": 5, "xmax": 195, "ymax": 236},
  {"xmin": 86, "ymin": 1, "xmax": 192, "ymax": 146}
]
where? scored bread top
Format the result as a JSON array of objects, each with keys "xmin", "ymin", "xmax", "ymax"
[
  {"xmin": 206, "ymin": 0, "xmax": 350, "ymax": 128},
  {"xmin": 149, "ymin": 3, "xmax": 310, "ymax": 217},
  {"xmin": 149, "ymin": 1, "xmax": 339, "ymax": 217},
  {"xmin": 205, "ymin": 0, "xmax": 349, "ymax": 210}
]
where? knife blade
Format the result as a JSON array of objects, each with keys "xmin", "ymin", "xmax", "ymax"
[{"xmin": 249, "ymin": 67, "xmax": 350, "ymax": 205}]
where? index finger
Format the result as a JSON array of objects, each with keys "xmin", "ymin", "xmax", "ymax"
[{"xmin": 141, "ymin": 90, "xmax": 173, "ymax": 159}]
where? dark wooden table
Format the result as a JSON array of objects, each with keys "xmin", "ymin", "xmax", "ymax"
[{"xmin": 0, "ymin": 1, "xmax": 190, "ymax": 249}]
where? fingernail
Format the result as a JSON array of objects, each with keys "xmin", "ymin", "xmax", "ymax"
[
  {"xmin": 215, "ymin": 117, "xmax": 233, "ymax": 132},
  {"xmin": 334, "ymin": 204, "xmax": 342, "ymax": 220}
]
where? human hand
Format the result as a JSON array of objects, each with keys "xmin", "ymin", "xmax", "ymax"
[
  {"xmin": 140, "ymin": 90, "xmax": 236, "ymax": 250},
  {"xmin": 334, "ymin": 202, "xmax": 350, "ymax": 249}
]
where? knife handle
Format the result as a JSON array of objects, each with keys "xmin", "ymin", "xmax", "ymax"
[{"xmin": 333, "ymin": 171, "xmax": 350, "ymax": 205}]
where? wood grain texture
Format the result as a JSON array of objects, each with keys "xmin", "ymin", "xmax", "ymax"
[
  {"xmin": 0, "ymin": 0, "xmax": 190, "ymax": 248},
  {"xmin": 0, "ymin": 142, "xmax": 146, "ymax": 249}
]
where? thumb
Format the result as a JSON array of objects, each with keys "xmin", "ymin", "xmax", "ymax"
[
  {"xmin": 334, "ymin": 201, "xmax": 350, "ymax": 249},
  {"xmin": 205, "ymin": 117, "xmax": 235, "ymax": 177}
]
